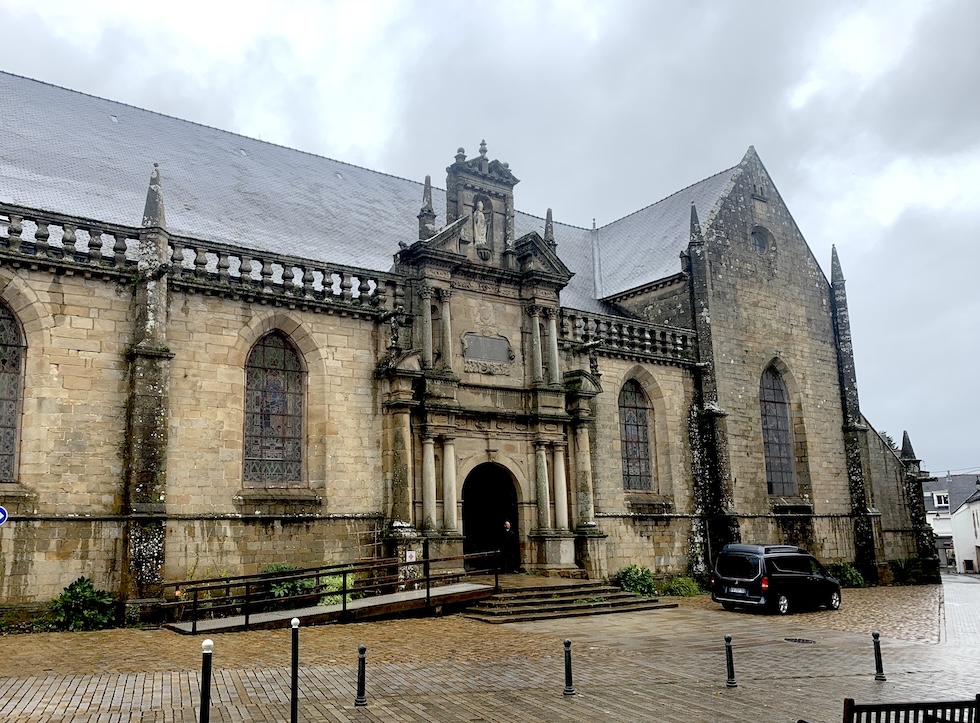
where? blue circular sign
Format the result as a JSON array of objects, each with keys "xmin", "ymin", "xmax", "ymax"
[{"xmin": 0, "ymin": 506, "xmax": 7, "ymax": 525}]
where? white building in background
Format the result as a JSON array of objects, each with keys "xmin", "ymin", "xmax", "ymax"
[
  {"xmin": 925, "ymin": 474, "xmax": 980, "ymax": 569},
  {"xmin": 950, "ymin": 486, "xmax": 980, "ymax": 574}
]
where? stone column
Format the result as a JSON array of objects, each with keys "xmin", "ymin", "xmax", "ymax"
[
  {"xmin": 573, "ymin": 423, "xmax": 596, "ymax": 527},
  {"xmin": 535, "ymin": 440, "xmax": 551, "ymax": 530},
  {"xmin": 421, "ymin": 435, "xmax": 437, "ymax": 531},
  {"xmin": 437, "ymin": 287, "xmax": 453, "ymax": 375},
  {"xmin": 124, "ymin": 164, "xmax": 174, "ymax": 599},
  {"xmin": 419, "ymin": 284, "xmax": 433, "ymax": 369},
  {"xmin": 552, "ymin": 442, "xmax": 570, "ymax": 531},
  {"xmin": 528, "ymin": 305, "xmax": 543, "ymax": 385},
  {"xmin": 390, "ymin": 408, "xmax": 414, "ymax": 527},
  {"xmin": 442, "ymin": 435, "xmax": 457, "ymax": 532},
  {"xmin": 546, "ymin": 308, "xmax": 561, "ymax": 386}
]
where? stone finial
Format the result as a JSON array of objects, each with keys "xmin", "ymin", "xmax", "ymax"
[
  {"xmin": 544, "ymin": 208, "xmax": 556, "ymax": 249},
  {"xmin": 831, "ymin": 245, "xmax": 844, "ymax": 285},
  {"xmin": 690, "ymin": 203, "xmax": 703, "ymax": 245},
  {"xmin": 142, "ymin": 163, "xmax": 167, "ymax": 229},
  {"xmin": 421, "ymin": 175, "xmax": 433, "ymax": 212},
  {"xmin": 417, "ymin": 175, "xmax": 436, "ymax": 241},
  {"xmin": 479, "ymin": 139, "xmax": 488, "ymax": 158},
  {"xmin": 455, "ymin": 147, "xmax": 466, "ymax": 163},
  {"xmin": 900, "ymin": 431, "xmax": 918, "ymax": 460}
]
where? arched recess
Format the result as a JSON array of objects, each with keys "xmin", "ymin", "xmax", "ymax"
[
  {"xmin": 460, "ymin": 462, "xmax": 521, "ymax": 570},
  {"xmin": 617, "ymin": 365, "xmax": 674, "ymax": 496},
  {"xmin": 231, "ymin": 312, "xmax": 323, "ymax": 372},
  {"xmin": 232, "ymin": 312, "xmax": 325, "ymax": 489},
  {"xmin": 0, "ymin": 271, "xmax": 54, "ymax": 352},
  {"xmin": 758, "ymin": 357, "xmax": 812, "ymax": 498},
  {"xmin": 0, "ymin": 273, "xmax": 56, "ymax": 489}
]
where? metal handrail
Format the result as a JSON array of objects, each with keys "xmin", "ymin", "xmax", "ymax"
[{"xmin": 164, "ymin": 549, "xmax": 500, "ymax": 630}]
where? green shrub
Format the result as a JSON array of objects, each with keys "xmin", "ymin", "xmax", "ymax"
[
  {"xmin": 615, "ymin": 564, "xmax": 658, "ymax": 597},
  {"xmin": 317, "ymin": 573, "xmax": 355, "ymax": 605},
  {"xmin": 827, "ymin": 562, "xmax": 866, "ymax": 588},
  {"xmin": 260, "ymin": 565, "xmax": 354, "ymax": 607},
  {"xmin": 660, "ymin": 575, "xmax": 703, "ymax": 597},
  {"xmin": 50, "ymin": 577, "xmax": 116, "ymax": 631},
  {"xmin": 261, "ymin": 564, "xmax": 314, "ymax": 601}
]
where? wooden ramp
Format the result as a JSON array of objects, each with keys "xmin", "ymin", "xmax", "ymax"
[{"xmin": 165, "ymin": 582, "xmax": 494, "ymax": 635}]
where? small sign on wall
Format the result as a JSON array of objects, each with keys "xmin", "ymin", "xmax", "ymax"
[{"xmin": 405, "ymin": 550, "xmax": 416, "ymax": 563}]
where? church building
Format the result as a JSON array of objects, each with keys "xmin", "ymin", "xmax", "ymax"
[{"xmin": 0, "ymin": 72, "xmax": 937, "ymax": 604}]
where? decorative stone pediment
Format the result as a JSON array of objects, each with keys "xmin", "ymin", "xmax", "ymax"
[
  {"xmin": 408, "ymin": 216, "xmax": 467, "ymax": 257},
  {"xmin": 515, "ymin": 231, "xmax": 573, "ymax": 283},
  {"xmin": 563, "ymin": 369, "xmax": 602, "ymax": 397}
]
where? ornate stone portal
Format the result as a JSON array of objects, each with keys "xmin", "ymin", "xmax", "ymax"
[{"xmin": 382, "ymin": 143, "xmax": 600, "ymax": 576}]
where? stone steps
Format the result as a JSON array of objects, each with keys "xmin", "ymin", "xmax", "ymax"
[{"xmin": 464, "ymin": 581, "xmax": 677, "ymax": 623}]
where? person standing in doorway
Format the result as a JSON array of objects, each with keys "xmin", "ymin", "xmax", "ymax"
[{"xmin": 501, "ymin": 520, "xmax": 519, "ymax": 573}]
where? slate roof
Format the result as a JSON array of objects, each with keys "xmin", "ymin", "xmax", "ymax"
[
  {"xmin": 947, "ymin": 474, "xmax": 980, "ymax": 514},
  {"xmin": 0, "ymin": 71, "xmax": 737, "ymax": 316}
]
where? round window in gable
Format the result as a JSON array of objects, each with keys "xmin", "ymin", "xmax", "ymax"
[{"xmin": 751, "ymin": 227, "xmax": 772, "ymax": 256}]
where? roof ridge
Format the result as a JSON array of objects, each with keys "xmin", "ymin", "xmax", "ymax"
[
  {"xmin": 597, "ymin": 165, "xmax": 739, "ymax": 231},
  {"xmin": 0, "ymin": 69, "xmax": 433, "ymax": 193}
]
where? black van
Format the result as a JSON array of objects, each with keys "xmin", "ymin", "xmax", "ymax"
[{"xmin": 710, "ymin": 544, "xmax": 842, "ymax": 615}]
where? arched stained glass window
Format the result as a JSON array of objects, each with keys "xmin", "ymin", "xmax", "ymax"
[
  {"xmin": 760, "ymin": 366, "xmax": 796, "ymax": 496},
  {"xmin": 244, "ymin": 332, "xmax": 304, "ymax": 486},
  {"xmin": 0, "ymin": 303, "xmax": 23, "ymax": 482},
  {"xmin": 619, "ymin": 379, "xmax": 653, "ymax": 491}
]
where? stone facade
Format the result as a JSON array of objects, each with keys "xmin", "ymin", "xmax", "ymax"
[{"xmin": 0, "ymin": 74, "xmax": 938, "ymax": 603}]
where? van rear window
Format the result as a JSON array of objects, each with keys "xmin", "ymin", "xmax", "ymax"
[{"xmin": 717, "ymin": 554, "xmax": 761, "ymax": 579}]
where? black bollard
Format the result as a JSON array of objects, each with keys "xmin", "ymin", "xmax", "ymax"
[
  {"xmin": 199, "ymin": 639, "xmax": 213, "ymax": 723},
  {"xmin": 355, "ymin": 644, "xmax": 368, "ymax": 707},
  {"xmin": 563, "ymin": 639, "xmax": 577, "ymax": 696},
  {"xmin": 725, "ymin": 634, "xmax": 737, "ymax": 688},
  {"xmin": 872, "ymin": 631, "xmax": 886, "ymax": 681},
  {"xmin": 290, "ymin": 618, "xmax": 299, "ymax": 723}
]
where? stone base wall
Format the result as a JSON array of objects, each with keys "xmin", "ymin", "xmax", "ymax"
[
  {"xmin": 735, "ymin": 513, "xmax": 863, "ymax": 563},
  {"xmin": 163, "ymin": 516, "xmax": 385, "ymax": 581},
  {"xmin": 0, "ymin": 515, "xmax": 388, "ymax": 604},
  {"xmin": 599, "ymin": 515, "xmax": 692, "ymax": 576},
  {"xmin": 0, "ymin": 519, "xmax": 125, "ymax": 603}
]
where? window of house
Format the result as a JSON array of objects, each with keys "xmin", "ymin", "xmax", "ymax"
[
  {"xmin": 244, "ymin": 332, "xmax": 304, "ymax": 487},
  {"xmin": 934, "ymin": 493, "xmax": 950, "ymax": 507},
  {"xmin": 619, "ymin": 379, "xmax": 653, "ymax": 491},
  {"xmin": 760, "ymin": 366, "xmax": 796, "ymax": 496},
  {"xmin": 0, "ymin": 302, "xmax": 24, "ymax": 482},
  {"xmin": 751, "ymin": 227, "xmax": 772, "ymax": 255}
]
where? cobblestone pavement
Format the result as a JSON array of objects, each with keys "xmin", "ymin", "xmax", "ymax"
[{"xmin": 0, "ymin": 573, "xmax": 976, "ymax": 722}]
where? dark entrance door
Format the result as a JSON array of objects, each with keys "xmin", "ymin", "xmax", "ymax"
[{"xmin": 461, "ymin": 463, "xmax": 519, "ymax": 571}]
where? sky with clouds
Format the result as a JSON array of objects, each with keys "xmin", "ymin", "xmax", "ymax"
[{"xmin": 1, "ymin": 0, "xmax": 977, "ymax": 475}]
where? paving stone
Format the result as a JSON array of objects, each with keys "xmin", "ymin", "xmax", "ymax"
[{"xmin": 1, "ymin": 573, "xmax": 977, "ymax": 722}]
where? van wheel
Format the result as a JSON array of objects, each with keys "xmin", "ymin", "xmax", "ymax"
[
  {"xmin": 828, "ymin": 590, "xmax": 841, "ymax": 610},
  {"xmin": 775, "ymin": 594, "xmax": 790, "ymax": 615}
]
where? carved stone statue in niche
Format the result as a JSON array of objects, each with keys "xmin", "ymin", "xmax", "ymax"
[
  {"xmin": 473, "ymin": 200, "xmax": 488, "ymax": 246},
  {"xmin": 471, "ymin": 196, "xmax": 493, "ymax": 259}
]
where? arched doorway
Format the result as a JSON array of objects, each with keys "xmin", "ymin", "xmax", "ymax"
[{"xmin": 461, "ymin": 463, "xmax": 519, "ymax": 571}]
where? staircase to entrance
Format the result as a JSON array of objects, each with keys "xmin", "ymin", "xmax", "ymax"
[{"xmin": 465, "ymin": 575, "xmax": 678, "ymax": 623}]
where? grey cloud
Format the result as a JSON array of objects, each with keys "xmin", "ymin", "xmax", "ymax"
[{"xmin": 859, "ymin": 0, "xmax": 980, "ymax": 157}]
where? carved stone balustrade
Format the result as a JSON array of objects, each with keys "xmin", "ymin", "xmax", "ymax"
[
  {"xmin": 560, "ymin": 309, "xmax": 696, "ymax": 366},
  {"xmin": 0, "ymin": 203, "xmax": 138, "ymax": 271},
  {"xmin": 0, "ymin": 203, "xmax": 399, "ymax": 317}
]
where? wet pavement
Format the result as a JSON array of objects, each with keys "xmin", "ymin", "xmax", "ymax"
[{"xmin": 1, "ymin": 572, "xmax": 977, "ymax": 722}]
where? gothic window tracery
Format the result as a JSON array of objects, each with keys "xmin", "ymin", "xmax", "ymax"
[
  {"xmin": 760, "ymin": 366, "xmax": 796, "ymax": 496},
  {"xmin": 244, "ymin": 332, "xmax": 304, "ymax": 486},
  {"xmin": 0, "ymin": 302, "xmax": 23, "ymax": 482},
  {"xmin": 619, "ymin": 379, "xmax": 653, "ymax": 491}
]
